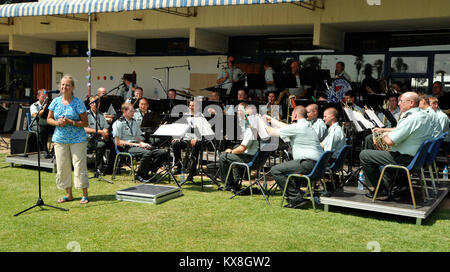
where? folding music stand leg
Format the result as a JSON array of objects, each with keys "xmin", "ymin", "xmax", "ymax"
[
  {"xmin": 230, "ymin": 166, "xmax": 270, "ymax": 205},
  {"xmin": 150, "ymin": 144, "xmax": 181, "ymax": 187},
  {"xmin": 196, "ymin": 139, "xmax": 221, "ymax": 190}
]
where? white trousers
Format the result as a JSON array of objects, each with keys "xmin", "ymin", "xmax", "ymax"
[{"xmin": 54, "ymin": 142, "xmax": 89, "ymax": 190}]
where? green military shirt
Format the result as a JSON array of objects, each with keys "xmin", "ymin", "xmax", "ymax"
[
  {"xmin": 241, "ymin": 127, "xmax": 259, "ymax": 156},
  {"xmin": 309, "ymin": 118, "xmax": 328, "ymax": 142},
  {"xmin": 133, "ymin": 109, "xmax": 150, "ymax": 127},
  {"xmin": 279, "ymin": 118, "xmax": 323, "ymax": 161},
  {"xmin": 389, "ymin": 107, "xmax": 432, "ymax": 156},
  {"xmin": 436, "ymin": 109, "xmax": 449, "ymax": 142},
  {"xmin": 322, "ymin": 122, "xmax": 346, "ymax": 158},
  {"xmin": 87, "ymin": 110, "xmax": 109, "ymax": 140},
  {"xmin": 422, "ymin": 106, "xmax": 442, "ymax": 138},
  {"xmin": 112, "ymin": 117, "xmax": 144, "ymax": 143}
]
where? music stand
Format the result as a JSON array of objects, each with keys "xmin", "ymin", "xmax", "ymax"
[
  {"xmin": 14, "ymin": 97, "xmax": 69, "ymax": 216},
  {"xmin": 148, "ymin": 123, "xmax": 190, "ymax": 187},
  {"xmin": 274, "ymin": 73, "xmax": 298, "ymax": 91}
]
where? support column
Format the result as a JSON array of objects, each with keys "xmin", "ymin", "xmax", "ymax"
[
  {"xmin": 93, "ymin": 31, "xmax": 136, "ymax": 55},
  {"xmin": 313, "ymin": 23, "xmax": 345, "ymax": 52},
  {"xmin": 189, "ymin": 27, "xmax": 228, "ymax": 53},
  {"xmin": 9, "ymin": 34, "xmax": 56, "ymax": 55}
]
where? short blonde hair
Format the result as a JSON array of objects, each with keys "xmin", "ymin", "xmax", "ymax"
[
  {"xmin": 429, "ymin": 96, "xmax": 439, "ymax": 103},
  {"xmin": 121, "ymin": 102, "xmax": 133, "ymax": 111},
  {"xmin": 61, "ymin": 74, "xmax": 75, "ymax": 87}
]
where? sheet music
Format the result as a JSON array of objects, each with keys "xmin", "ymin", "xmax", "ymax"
[
  {"xmin": 352, "ymin": 110, "xmax": 374, "ymax": 130},
  {"xmin": 247, "ymin": 114, "xmax": 270, "ymax": 140},
  {"xmin": 191, "ymin": 116, "xmax": 215, "ymax": 138},
  {"xmin": 343, "ymin": 108, "xmax": 363, "ymax": 132},
  {"xmin": 365, "ymin": 109, "xmax": 384, "ymax": 128},
  {"xmin": 153, "ymin": 123, "xmax": 190, "ymax": 137}
]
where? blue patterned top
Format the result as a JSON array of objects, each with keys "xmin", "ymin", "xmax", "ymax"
[{"xmin": 48, "ymin": 96, "xmax": 87, "ymax": 144}]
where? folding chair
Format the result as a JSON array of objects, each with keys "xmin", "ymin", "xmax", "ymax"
[
  {"xmin": 223, "ymin": 149, "xmax": 270, "ymax": 202},
  {"xmin": 327, "ymin": 145, "xmax": 352, "ymax": 192},
  {"xmin": 111, "ymin": 141, "xmax": 138, "ymax": 182},
  {"xmin": 372, "ymin": 139, "xmax": 433, "ymax": 209},
  {"xmin": 422, "ymin": 132, "xmax": 448, "ymax": 198},
  {"xmin": 280, "ymin": 150, "xmax": 335, "ymax": 211}
]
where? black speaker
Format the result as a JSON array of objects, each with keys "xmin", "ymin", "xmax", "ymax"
[
  {"xmin": 2, "ymin": 103, "xmax": 19, "ymax": 133},
  {"xmin": 10, "ymin": 130, "xmax": 37, "ymax": 155}
]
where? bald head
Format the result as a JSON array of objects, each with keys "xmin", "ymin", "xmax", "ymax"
[
  {"xmin": 306, "ymin": 104, "xmax": 319, "ymax": 121},
  {"xmin": 291, "ymin": 105, "xmax": 306, "ymax": 122},
  {"xmin": 398, "ymin": 92, "xmax": 420, "ymax": 112},
  {"xmin": 97, "ymin": 87, "xmax": 107, "ymax": 97},
  {"xmin": 323, "ymin": 107, "xmax": 339, "ymax": 126}
]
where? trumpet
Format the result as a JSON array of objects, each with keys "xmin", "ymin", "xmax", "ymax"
[
  {"xmin": 373, "ymin": 130, "xmax": 390, "ymax": 151},
  {"xmin": 286, "ymin": 95, "xmax": 297, "ymax": 123}
]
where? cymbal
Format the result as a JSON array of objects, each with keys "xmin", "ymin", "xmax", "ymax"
[
  {"xmin": 175, "ymin": 90, "xmax": 192, "ymax": 98},
  {"xmin": 187, "ymin": 89, "xmax": 211, "ymax": 97}
]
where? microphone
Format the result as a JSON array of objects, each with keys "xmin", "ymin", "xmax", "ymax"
[
  {"xmin": 43, "ymin": 90, "xmax": 60, "ymax": 94},
  {"xmin": 244, "ymin": 73, "xmax": 248, "ymax": 88},
  {"xmin": 217, "ymin": 57, "xmax": 220, "ymax": 68},
  {"xmin": 187, "ymin": 60, "xmax": 191, "ymax": 71},
  {"xmin": 152, "ymin": 76, "xmax": 162, "ymax": 81}
]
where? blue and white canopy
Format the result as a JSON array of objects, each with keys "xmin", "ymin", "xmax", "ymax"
[{"xmin": 0, "ymin": 0, "xmax": 308, "ymax": 18}]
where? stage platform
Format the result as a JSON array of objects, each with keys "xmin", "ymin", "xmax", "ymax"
[
  {"xmin": 6, "ymin": 152, "xmax": 56, "ymax": 172},
  {"xmin": 319, "ymin": 183, "xmax": 449, "ymax": 225}
]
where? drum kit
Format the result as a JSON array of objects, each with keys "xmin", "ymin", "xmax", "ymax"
[{"xmin": 175, "ymin": 88, "xmax": 213, "ymax": 100}]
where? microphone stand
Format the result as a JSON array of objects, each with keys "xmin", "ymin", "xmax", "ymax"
[
  {"xmin": 154, "ymin": 62, "xmax": 189, "ymax": 93},
  {"xmin": 14, "ymin": 97, "xmax": 69, "ymax": 216},
  {"xmin": 153, "ymin": 77, "xmax": 168, "ymax": 98},
  {"xmin": 87, "ymin": 96, "xmax": 113, "ymax": 184}
]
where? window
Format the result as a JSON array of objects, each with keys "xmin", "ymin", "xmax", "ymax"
[
  {"xmin": 434, "ymin": 54, "xmax": 450, "ymax": 90},
  {"xmin": 390, "ymin": 56, "xmax": 428, "ymax": 74}
]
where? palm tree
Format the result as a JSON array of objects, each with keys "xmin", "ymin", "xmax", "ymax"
[
  {"xmin": 373, "ymin": 59, "xmax": 384, "ymax": 79},
  {"xmin": 394, "ymin": 58, "xmax": 408, "ymax": 72},
  {"xmin": 354, "ymin": 55, "xmax": 364, "ymax": 82}
]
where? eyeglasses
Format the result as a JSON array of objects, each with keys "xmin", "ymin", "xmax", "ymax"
[{"xmin": 399, "ymin": 99, "xmax": 411, "ymax": 103}]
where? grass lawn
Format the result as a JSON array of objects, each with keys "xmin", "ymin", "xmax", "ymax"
[{"xmin": 1, "ymin": 153, "xmax": 449, "ymax": 252}]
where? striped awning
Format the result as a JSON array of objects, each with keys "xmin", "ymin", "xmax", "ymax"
[{"xmin": 0, "ymin": 0, "xmax": 308, "ymax": 18}]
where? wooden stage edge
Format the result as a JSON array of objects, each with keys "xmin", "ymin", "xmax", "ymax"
[{"xmin": 319, "ymin": 184, "xmax": 449, "ymax": 225}]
